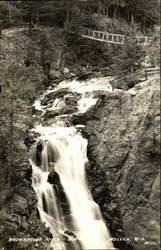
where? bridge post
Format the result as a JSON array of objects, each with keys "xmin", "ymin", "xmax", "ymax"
[
  {"xmin": 102, "ymin": 32, "xmax": 105, "ymax": 40},
  {"xmin": 111, "ymin": 34, "xmax": 114, "ymax": 43},
  {"xmin": 98, "ymin": 31, "xmax": 102, "ymax": 40},
  {"xmin": 105, "ymin": 32, "xmax": 108, "ymax": 42},
  {"xmin": 121, "ymin": 36, "xmax": 125, "ymax": 44},
  {"xmin": 95, "ymin": 31, "xmax": 99, "ymax": 39},
  {"xmin": 100, "ymin": 32, "xmax": 104, "ymax": 40},
  {"xmin": 92, "ymin": 31, "xmax": 95, "ymax": 39}
]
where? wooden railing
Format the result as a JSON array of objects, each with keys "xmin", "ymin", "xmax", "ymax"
[
  {"xmin": 82, "ymin": 29, "xmax": 125, "ymax": 45},
  {"xmin": 113, "ymin": 67, "xmax": 159, "ymax": 82},
  {"xmin": 82, "ymin": 29, "xmax": 156, "ymax": 46}
]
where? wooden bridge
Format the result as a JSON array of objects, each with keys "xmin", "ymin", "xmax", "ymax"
[
  {"xmin": 136, "ymin": 36, "xmax": 154, "ymax": 46},
  {"xmin": 82, "ymin": 29, "xmax": 154, "ymax": 46},
  {"xmin": 82, "ymin": 29, "xmax": 125, "ymax": 44}
]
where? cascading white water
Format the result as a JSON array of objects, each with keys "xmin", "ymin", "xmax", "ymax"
[
  {"xmin": 30, "ymin": 125, "xmax": 114, "ymax": 250},
  {"xmin": 30, "ymin": 76, "xmax": 115, "ymax": 249}
]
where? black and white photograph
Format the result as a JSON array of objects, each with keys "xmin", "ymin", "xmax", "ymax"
[{"xmin": 0, "ymin": 1, "xmax": 160, "ymax": 249}]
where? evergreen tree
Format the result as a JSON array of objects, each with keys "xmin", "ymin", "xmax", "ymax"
[
  {"xmin": 126, "ymin": 0, "xmax": 160, "ymax": 29},
  {"xmin": 112, "ymin": 36, "xmax": 145, "ymax": 75},
  {"xmin": 0, "ymin": 1, "xmax": 10, "ymax": 29}
]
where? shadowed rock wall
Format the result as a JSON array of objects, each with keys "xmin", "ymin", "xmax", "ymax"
[{"xmin": 82, "ymin": 77, "xmax": 160, "ymax": 250}]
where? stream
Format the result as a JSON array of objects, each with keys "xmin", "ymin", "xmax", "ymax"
[{"xmin": 29, "ymin": 76, "xmax": 115, "ymax": 249}]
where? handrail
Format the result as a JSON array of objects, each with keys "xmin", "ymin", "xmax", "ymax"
[
  {"xmin": 81, "ymin": 28, "xmax": 157, "ymax": 46},
  {"xmin": 113, "ymin": 67, "xmax": 159, "ymax": 81}
]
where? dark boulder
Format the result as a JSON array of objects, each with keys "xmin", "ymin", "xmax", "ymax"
[
  {"xmin": 41, "ymin": 88, "xmax": 71, "ymax": 106},
  {"xmin": 61, "ymin": 106, "xmax": 77, "ymax": 114},
  {"xmin": 36, "ymin": 141, "xmax": 44, "ymax": 166},
  {"xmin": 43, "ymin": 110, "xmax": 60, "ymax": 120},
  {"xmin": 65, "ymin": 96, "xmax": 77, "ymax": 106},
  {"xmin": 48, "ymin": 171, "xmax": 60, "ymax": 185},
  {"xmin": 24, "ymin": 134, "xmax": 36, "ymax": 150},
  {"xmin": 48, "ymin": 171, "xmax": 72, "ymax": 226}
]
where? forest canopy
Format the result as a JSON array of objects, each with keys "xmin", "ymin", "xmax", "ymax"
[{"xmin": 0, "ymin": 0, "xmax": 160, "ymax": 30}]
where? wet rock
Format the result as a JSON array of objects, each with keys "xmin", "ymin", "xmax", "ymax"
[
  {"xmin": 43, "ymin": 110, "xmax": 60, "ymax": 120},
  {"xmin": 71, "ymin": 113, "xmax": 88, "ymax": 125},
  {"xmin": 61, "ymin": 106, "xmax": 77, "ymax": 114},
  {"xmin": 43, "ymin": 106, "xmax": 78, "ymax": 121},
  {"xmin": 71, "ymin": 95, "xmax": 105, "ymax": 125},
  {"xmin": 63, "ymin": 214, "xmax": 75, "ymax": 230},
  {"xmin": 41, "ymin": 88, "xmax": 71, "ymax": 106},
  {"xmin": 65, "ymin": 96, "xmax": 77, "ymax": 106},
  {"xmin": 77, "ymin": 72, "xmax": 90, "ymax": 81},
  {"xmin": 62, "ymin": 230, "xmax": 83, "ymax": 250},
  {"xmin": 48, "ymin": 171, "xmax": 72, "ymax": 225},
  {"xmin": 64, "ymin": 230, "xmax": 76, "ymax": 238},
  {"xmin": 48, "ymin": 171, "xmax": 69, "ymax": 206},
  {"xmin": 24, "ymin": 134, "xmax": 36, "ymax": 149},
  {"xmin": 36, "ymin": 141, "xmax": 44, "ymax": 166},
  {"xmin": 32, "ymin": 106, "xmax": 43, "ymax": 115},
  {"xmin": 48, "ymin": 171, "xmax": 60, "ymax": 185},
  {"xmin": 41, "ymin": 88, "xmax": 81, "ymax": 107}
]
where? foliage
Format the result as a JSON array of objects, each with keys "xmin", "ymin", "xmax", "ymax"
[
  {"xmin": 126, "ymin": 0, "xmax": 160, "ymax": 29},
  {"xmin": 0, "ymin": 62, "xmax": 36, "ymax": 191},
  {"xmin": 112, "ymin": 36, "xmax": 146, "ymax": 75},
  {"xmin": 0, "ymin": 0, "xmax": 159, "ymax": 31}
]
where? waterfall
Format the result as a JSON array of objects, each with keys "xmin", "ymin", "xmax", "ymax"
[
  {"xmin": 29, "ymin": 125, "xmax": 114, "ymax": 249},
  {"xmin": 30, "ymin": 76, "xmax": 114, "ymax": 249}
]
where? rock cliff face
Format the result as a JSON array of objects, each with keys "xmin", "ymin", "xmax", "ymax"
[{"xmin": 81, "ymin": 77, "xmax": 160, "ymax": 250}]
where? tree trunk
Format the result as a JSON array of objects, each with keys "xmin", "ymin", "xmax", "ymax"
[
  {"xmin": 64, "ymin": 6, "xmax": 69, "ymax": 30},
  {"xmin": 113, "ymin": 4, "xmax": 118, "ymax": 19},
  {"xmin": 36, "ymin": 11, "xmax": 39, "ymax": 27},
  {"xmin": 97, "ymin": 0, "xmax": 101, "ymax": 15},
  {"xmin": 28, "ymin": 1, "xmax": 32, "ymax": 37},
  {"xmin": 106, "ymin": 6, "xmax": 109, "ymax": 18},
  {"xmin": 8, "ymin": 1, "xmax": 12, "ymax": 27},
  {"xmin": 0, "ymin": 27, "xmax": 2, "ymax": 39}
]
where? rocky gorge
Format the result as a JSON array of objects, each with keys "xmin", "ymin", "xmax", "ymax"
[
  {"xmin": 81, "ymin": 77, "xmax": 160, "ymax": 250},
  {"xmin": 0, "ymin": 26, "xmax": 160, "ymax": 250},
  {"xmin": 28, "ymin": 72, "xmax": 160, "ymax": 250}
]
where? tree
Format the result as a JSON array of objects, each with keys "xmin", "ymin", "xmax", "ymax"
[
  {"xmin": 0, "ymin": 63, "xmax": 31, "ymax": 191},
  {"xmin": 0, "ymin": 1, "xmax": 21, "ymax": 29},
  {"xmin": 112, "ymin": 36, "xmax": 145, "ymax": 76},
  {"xmin": 0, "ymin": 1, "xmax": 10, "ymax": 29},
  {"xmin": 126, "ymin": 0, "xmax": 160, "ymax": 29},
  {"xmin": 0, "ymin": 65, "xmax": 17, "ymax": 190}
]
